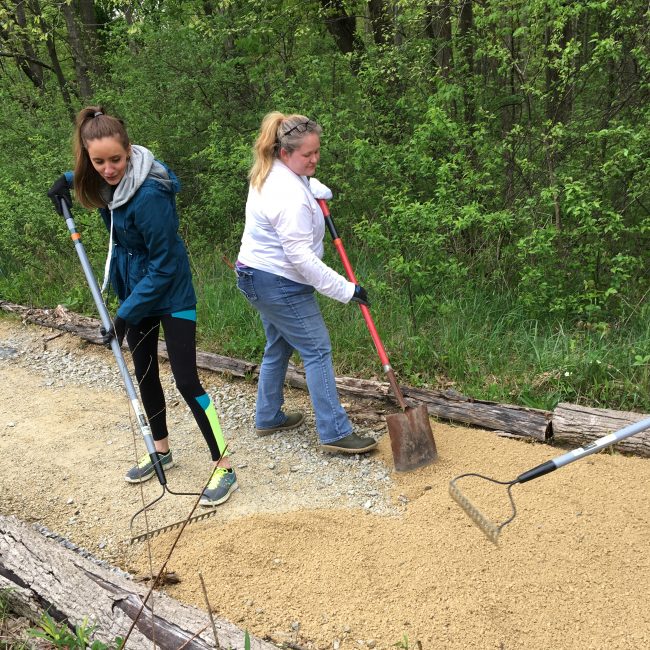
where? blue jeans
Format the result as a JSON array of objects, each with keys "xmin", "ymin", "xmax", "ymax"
[{"xmin": 236, "ymin": 267, "xmax": 352, "ymax": 444}]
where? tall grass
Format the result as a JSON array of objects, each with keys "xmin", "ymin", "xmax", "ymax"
[
  {"xmin": 192, "ymin": 252, "xmax": 650, "ymax": 413},
  {"xmin": 3, "ymin": 249, "xmax": 647, "ymax": 413}
]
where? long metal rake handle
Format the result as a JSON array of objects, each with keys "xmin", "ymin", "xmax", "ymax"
[
  {"xmin": 60, "ymin": 201, "xmax": 166, "ymax": 487},
  {"xmin": 517, "ymin": 416, "xmax": 650, "ymax": 483}
]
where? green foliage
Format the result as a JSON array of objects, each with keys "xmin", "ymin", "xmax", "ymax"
[
  {"xmin": 1, "ymin": 0, "xmax": 649, "ymax": 412},
  {"xmin": 27, "ymin": 611, "xmax": 123, "ymax": 649}
]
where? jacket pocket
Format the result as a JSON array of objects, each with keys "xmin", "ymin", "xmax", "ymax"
[{"xmin": 236, "ymin": 268, "xmax": 257, "ymax": 302}]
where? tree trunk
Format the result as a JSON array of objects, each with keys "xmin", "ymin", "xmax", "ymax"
[
  {"xmin": 77, "ymin": 0, "xmax": 103, "ymax": 76},
  {"xmin": 12, "ymin": 0, "xmax": 45, "ymax": 88},
  {"xmin": 320, "ymin": 0, "xmax": 364, "ymax": 70},
  {"xmin": 61, "ymin": 1, "xmax": 93, "ymax": 99},
  {"xmin": 425, "ymin": 1, "xmax": 452, "ymax": 77},
  {"xmin": 552, "ymin": 403, "xmax": 650, "ymax": 457},
  {"xmin": 30, "ymin": 0, "xmax": 75, "ymax": 117},
  {"xmin": 368, "ymin": 0, "xmax": 391, "ymax": 46},
  {"xmin": 0, "ymin": 515, "xmax": 276, "ymax": 650},
  {"xmin": 459, "ymin": 0, "xmax": 475, "ymax": 126},
  {"xmin": 545, "ymin": 12, "xmax": 574, "ymax": 125},
  {"xmin": 501, "ymin": 15, "xmax": 517, "ymax": 209}
]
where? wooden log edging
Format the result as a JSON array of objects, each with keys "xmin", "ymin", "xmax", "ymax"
[
  {"xmin": 0, "ymin": 515, "xmax": 276, "ymax": 650},
  {"xmin": 405, "ymin": 385, "xmax": 552, "ymax": 441},
  {"xmin": 0, "ymin": 300, "xmax": 552, "ymax": 440},
  {"xmin": 552, "ymin": 402, "xmax": 650, "ymax": 457},
  {"xmin": 6, "ymin": 301, "xmax": 650, "ymax": 453}
]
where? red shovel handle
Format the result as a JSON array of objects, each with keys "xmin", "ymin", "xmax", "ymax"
[{"xmin": 317, "ymin": 199, "xmax": 390, "ymax": 368}]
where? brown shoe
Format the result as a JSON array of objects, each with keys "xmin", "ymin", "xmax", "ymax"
[
  {"xmin": 256, "ymin": 412, "xmax": 305, "ymax": 436},
  {"xmin": 319, "ymin": 432, "xmax": 378, "ymax": 454}
]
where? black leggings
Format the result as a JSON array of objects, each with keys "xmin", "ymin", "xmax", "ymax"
[{"xmin": 125, "ymin": 313, "xmax": 226, "ymax": 461}]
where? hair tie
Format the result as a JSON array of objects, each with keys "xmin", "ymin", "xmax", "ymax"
[{"xmin": 93, "ymin": 111, "xmax": 103, "ymax": 118}]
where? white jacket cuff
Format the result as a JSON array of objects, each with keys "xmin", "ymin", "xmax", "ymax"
[{"xmin": 309, "ymin": 177, "xmax": 333, "ymax": 200}]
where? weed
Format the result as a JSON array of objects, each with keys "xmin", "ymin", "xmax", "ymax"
[
  {"xmin": 27, "ymin": 611, "xmax": 123, "ymax": 649},
  {"xmin": 0, "ymin": 589, "xmax": 31, "ymax": 650}
]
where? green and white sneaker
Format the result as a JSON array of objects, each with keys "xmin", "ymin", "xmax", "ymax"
[
  {"xmin": 125, "ymin": 450, "xmax": 174, "ymax": 483},
  {"xmin": 200, "ymin": 467, "xmax": 238, "ymax": 507}
]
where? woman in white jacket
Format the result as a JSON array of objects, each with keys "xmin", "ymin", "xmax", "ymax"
[{"xmin": 236, "ymin": 112, "xmax": 377, "ymax": 453}]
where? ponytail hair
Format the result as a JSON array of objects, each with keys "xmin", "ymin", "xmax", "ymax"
[
  {"xmin": 73, "ymin": 106, "xmax": 130, "ymax": 209},
  {"xmin": 249, "ymin": 111, "xmax": 322, "ymax": 190}
]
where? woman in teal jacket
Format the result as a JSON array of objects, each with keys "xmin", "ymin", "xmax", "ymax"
[{"xmin": 48, "ymin": 106, "xmax": 236, "ymax": 507}]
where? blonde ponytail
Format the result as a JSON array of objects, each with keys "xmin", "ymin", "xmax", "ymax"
[
  {"xmin": 249, "ymin": 112, "xmax": 285, "ymax": 190},
  {"xmin": 249, "ymin": 111, "xmax": 322, "ymax": 190}
]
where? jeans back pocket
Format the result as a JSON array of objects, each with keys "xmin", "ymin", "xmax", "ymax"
[{"xmin": 236, "ymin": 268, "xmax": 257, "ymax": 302}]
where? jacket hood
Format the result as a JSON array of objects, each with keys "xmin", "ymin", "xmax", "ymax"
[{"xmin": 105, "ymin": 145, "xmax": 178, "ymax": 210}]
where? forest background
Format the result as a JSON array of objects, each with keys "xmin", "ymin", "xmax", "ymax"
[{"xmin": 1, "ymin": 0, "xmax": 649, "ymax": 413}]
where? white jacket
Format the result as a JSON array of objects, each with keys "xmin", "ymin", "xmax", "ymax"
[{"xmin": 238, "ymin": 160, "xmax": 355, "ymax": 303}]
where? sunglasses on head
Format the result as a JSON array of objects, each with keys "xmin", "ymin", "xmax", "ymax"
[{"xmin": 282, "ymin": 119, "xmax": 316, "ymax": 137}]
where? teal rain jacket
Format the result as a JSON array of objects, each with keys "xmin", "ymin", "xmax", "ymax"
[{"xmin": 65, "ymin": 147, "xmax": 196, "ymax": 325}]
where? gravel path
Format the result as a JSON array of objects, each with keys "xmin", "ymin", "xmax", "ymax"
[
  {"xmin": 0, "ymin": 316, "xmax": 402, "ymax": 562},
  {"xmin": 3, "ymin": 314, "xmax": 650, "ymax": 650}
]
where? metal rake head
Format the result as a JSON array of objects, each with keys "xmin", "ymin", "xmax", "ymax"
[
  {"xmin": 449, "ymin": 473, "xmax": 518, "ymax": 545},
  {"xmin": 129, "ymin": 459, "xmax": 231, "ymax": 544},
  {"xmin": 130, "ymin": 506, "xmax": 222, "ymax": 544}
]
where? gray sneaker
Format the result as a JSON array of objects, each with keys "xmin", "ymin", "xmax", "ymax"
[
  {"xmin": 200, "ymin": 467, "xmax": 238, "ymax": 507},
  {"xmin": 125, "ymin": 450, "xmax": 174, "ymax": 483},
  {"xmin": 256, "ymin": 411, "xmax": 304, "ymax": 436}
]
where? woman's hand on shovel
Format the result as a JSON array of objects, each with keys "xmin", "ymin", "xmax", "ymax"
[{"xmin": 351, "ymin": 284, "xmax": 370, "ymax": 307}]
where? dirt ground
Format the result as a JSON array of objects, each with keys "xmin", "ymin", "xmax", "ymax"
[{"xmin": 1, "ymin": 314, "xmax": 649, "ymax": 649}]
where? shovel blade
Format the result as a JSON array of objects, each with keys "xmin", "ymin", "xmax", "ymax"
[{"xmin": 386, "ymin": 404, "xmax": 437, "ymax": 472}]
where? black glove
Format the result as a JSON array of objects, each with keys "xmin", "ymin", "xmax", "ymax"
[
  {"xmin": 351, "ymin": 284, "xmax": 370, "ymax": 307},
  {"xmin": 47, "ymin": 174, "xmax": 72, "ymax": 216},
  {"xmin": 100, "ymin": 316, "xmax": 127, "ymax": 348}
]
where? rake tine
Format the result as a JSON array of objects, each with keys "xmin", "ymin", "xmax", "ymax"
[
  {"xmin": 130, "ymin": 507, "xmax": 222, "ymax": 544},
  {"xmin": 449, "ymin": 473, "xmax": 518, "ymax": 545},
  {"xmin": 130, "ymin": 455, "xmax": 231, "ymax": 544},
  {"xmin": 449, "ymin": 480, "xmax": 500, "ymax": 544}
]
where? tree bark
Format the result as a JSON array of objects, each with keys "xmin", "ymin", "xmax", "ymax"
[
  {"xmin": 544, "ymin": 14, "xmax": 574, "ymax": 126},
  {"xmin": 368, "ymin": 0, "xmax": 390, "ymax": 46},
  {"xmin": 12, "ymin": 0, "xmax": 45, "ymax": 88},
  {"xmin": 61, "ymin": 1, "xmax": 93, "ymax": 99},
  {"xmin": 0, "ymin": 515, "xmax": 276, "ymax": 650},
  {"xmin": 320, "ymin": 0, "xmax": 364, "ymax": 70},
  {"xmin": 425, "ymin": 2, "xmax": 451, "ymax": 77},
  {"xmin": 552, "ymin": 402, "xmax": 650, "ymax": 457},
  {"xmin": 30, "ymin": 0, "xmax": 75, "ymax": 117},
  {"xmin": 77, "ymin": 0, "xmax": 103, "ymax": 76},
  {"xmin": 459, "ymin": 0, "xmax": 475, "ymax": 126}
]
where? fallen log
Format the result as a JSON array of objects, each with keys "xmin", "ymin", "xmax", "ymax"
[
  {"xmin": 552, "ymin": 402, "xmax": 650, "ymax": 457},
  {"xmin": 0, "ymin": 515, "xmax": 275, "ymax": 650},
  {"xmin": 406, "ymin": 386, "xmax": 551, "ymax": 441},
  {"xmin": 0, "ymin": 301, "xmax": 553, "ymax": 441},
  {"xmin": 6, "ymin": 301, "xmax": 650, "ymax": 452}
]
